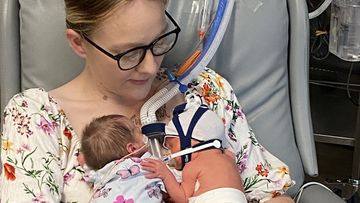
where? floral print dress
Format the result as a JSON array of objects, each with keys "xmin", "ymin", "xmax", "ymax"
[{"xmin": 1, "ymin": 68, "xmax": 294, "ymax": 203}]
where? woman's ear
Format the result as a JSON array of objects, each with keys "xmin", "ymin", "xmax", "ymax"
[{"xmin": 66, "ymin": 29, "xmax": 86, "ymax": 58}]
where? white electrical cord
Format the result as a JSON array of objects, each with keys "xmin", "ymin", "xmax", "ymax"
[
  {"xmin": 309, "ymin": 0, "xmax": 332, "ymax": 19},
  {"xmin": 293, "ymin": 182, "xmax": 334, "ymax": 203}
]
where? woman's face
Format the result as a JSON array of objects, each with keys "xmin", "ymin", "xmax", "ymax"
[{"xmin": 84, "ymin": 0, "xmax": 166, "ymax": 102}]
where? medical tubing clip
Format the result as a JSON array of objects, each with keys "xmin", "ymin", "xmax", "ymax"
[
  {"xmin": 141, "ymin": 123, "xmax": 166, "ymax": 139},
  {"xmin": 166, "ymin": 70, "xmax": 188, "ymax": 93}
]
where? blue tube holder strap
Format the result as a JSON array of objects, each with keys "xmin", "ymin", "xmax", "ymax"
[{"xmin": 141, "ymin": 123, "xmax": 166, "ymax": 138}]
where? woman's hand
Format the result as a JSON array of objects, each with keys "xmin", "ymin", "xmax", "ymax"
[{"xmin": 141, "ymin": 158, "xmax": 173, "ymax": 180}]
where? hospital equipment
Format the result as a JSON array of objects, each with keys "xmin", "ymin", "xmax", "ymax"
[
  {"xmin": 0, "ymin": 0, "xmax": 347, "ymax": 202},
  {"xmin": 329, "ymin": 0, "xmax": 360, "ymax": 62},
  {"xmin": 309, "ymin": 0, "xmax": 360, "ymax": 62},
  {"xmin": 140, "ymin": 0, "xmax": 234, "ymax": 159}
]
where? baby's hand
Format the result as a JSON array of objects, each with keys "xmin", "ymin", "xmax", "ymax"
[{"xmin": 141, "ymin": 158, "xmax": 172, "ymax": 180}]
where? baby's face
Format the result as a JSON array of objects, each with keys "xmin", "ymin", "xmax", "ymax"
[
  {"xmin": 164, "ymin": 137, "xmax": 182, "ymax": 169},
  {"xmin": 131, "ymin": 127, "xmax": 149, "ymax": 155},
  {"xmin": 133, "ymin": 127, "xmax": 145, "ymax": 145},
  {"xmin": 164, "ymin": 136, "xmax": 180, "ymax": 153}
]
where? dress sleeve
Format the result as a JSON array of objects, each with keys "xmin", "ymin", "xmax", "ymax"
[
  {"xmin": 184, "ymin": 68, "xmax": 295, "ymax": 203},
  {"xmin": 1, "ymin": 89, "xmax": 64, "ymax": 202}
]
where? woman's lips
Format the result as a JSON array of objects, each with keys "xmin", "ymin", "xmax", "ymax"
[{"xmin": 129, "ymin": 79, "xmax": 149, "ymax": 85}]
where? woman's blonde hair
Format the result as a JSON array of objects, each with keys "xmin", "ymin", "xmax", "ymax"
[
  {"xmin": 81, "ymin": 114, "xmax": 137, "ymax": 170},
  {"xmin": 64, "ymin": 0, "xmax": 168, "ymax": 36}
]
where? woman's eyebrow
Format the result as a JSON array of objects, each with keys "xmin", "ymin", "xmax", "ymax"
[
  {"xmin": 110, "ymin": 42, "xmax": 144, "ymax": 52},
  {"xmin": 109, "ymin": 23, "xmax": 170, "ymax": 53}
]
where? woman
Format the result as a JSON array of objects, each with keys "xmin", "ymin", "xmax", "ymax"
[{"xmin": 0, "ymin": 0, "xmax": 294, "ymax": 202}]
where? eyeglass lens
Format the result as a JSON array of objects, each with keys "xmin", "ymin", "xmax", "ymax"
[{"xmin": 119, "ymin": 32, "xmax": 177, "ymax": 70}]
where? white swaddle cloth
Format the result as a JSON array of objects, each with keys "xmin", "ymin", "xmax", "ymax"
[
  {"xmin": 188, "ymin": 187, "xmax": 246, "ymax": 203},
  {"xmin": 86, "ymin": 152, "xmax": 165, "ymax": 203}
]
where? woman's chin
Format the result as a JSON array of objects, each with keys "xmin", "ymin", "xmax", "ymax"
[{"xmin": 126, "ymin": 87, "xmax": 153, "ymax": 102}]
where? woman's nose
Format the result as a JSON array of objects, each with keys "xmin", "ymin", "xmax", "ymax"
[{"xmin": 136, "ymin": 50, "xmax": 159, "ymax": 74}]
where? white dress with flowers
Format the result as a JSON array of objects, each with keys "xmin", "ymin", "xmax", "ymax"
[{"xmin": 0, "ymin": 68, "xmax": 294, "ymax": 203}]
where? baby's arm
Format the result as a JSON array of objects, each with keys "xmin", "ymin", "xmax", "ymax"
[{"xmin": 141, "ymin": 158, "xmax": 196, "ymax": 203}]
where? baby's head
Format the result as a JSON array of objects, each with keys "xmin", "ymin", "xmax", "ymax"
[
  {"xmin": 81, "ymin": 114, "xmax": 146, "ymax": 170},
  {"xmin": 164, "ymin": 104, "xmax": 225, "ymax": 169}
]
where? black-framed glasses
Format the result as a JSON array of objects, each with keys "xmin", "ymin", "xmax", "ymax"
[{"xmin": 82, "ymin": 11, "xmax": 181, "ymax": 71}]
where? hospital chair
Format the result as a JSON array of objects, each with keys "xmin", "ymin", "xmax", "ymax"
[{"xmin": 0, "ymin": 0, "xmax": 345, "ymax": 202}]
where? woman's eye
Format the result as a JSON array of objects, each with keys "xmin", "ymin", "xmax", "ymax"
[{"xmin": 122, "ymin": 50, "xmax": 142, "ymax": 61}]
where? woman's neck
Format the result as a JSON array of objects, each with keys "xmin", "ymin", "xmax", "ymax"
[{"xmin": 75, "ymin": 69, "xmax": 147, "ymax": 107}]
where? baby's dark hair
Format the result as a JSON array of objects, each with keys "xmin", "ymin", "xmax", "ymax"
[{"xmin": 81, "ymin": 114, "xmax": 136, "ymax": 170}]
